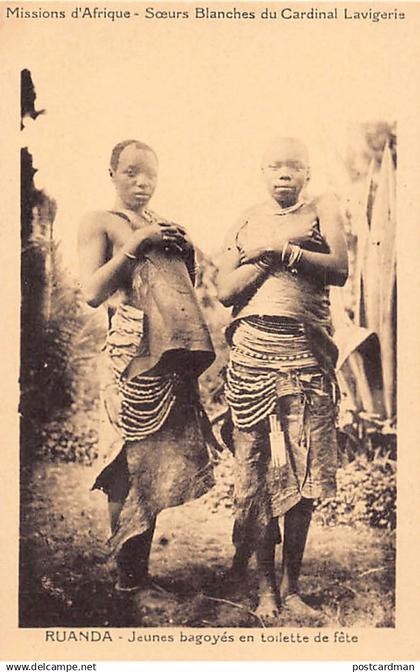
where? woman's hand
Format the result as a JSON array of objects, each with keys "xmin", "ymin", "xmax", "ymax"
[
  {"xmin": 170, "ymin": 223, "xmax": 194, "ymax": 257},
  {"xmin": 239, "ymin": 245, "xmax": 273, "ymax": 265},
  {"xmin": 122, "ymin": 222, "xmax": 187, "ymax": 257},
  {"xmin": 239, "ymin": 226, "xmax": 326, "ymax": 265},
  {"xmin": 288, "ymin": 227, "xmax": 327, "ymax": 251}
]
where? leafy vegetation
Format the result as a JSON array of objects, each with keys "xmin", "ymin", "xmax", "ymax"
[{"xmin": 315, "ymin": 453, "xmax": 396, "ymax": 531}]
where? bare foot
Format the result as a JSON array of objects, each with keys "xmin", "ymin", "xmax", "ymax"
[
  {"xmin": 255, "ymin": 590, "xmax": 280, "ymax": 620},
  {"xmin": 281, "ymin": 593, "xmax": 320, "ymax": 618},
  {"xmin": 115, "ymin": 571, "xmax": 152, "ymax": 593}
]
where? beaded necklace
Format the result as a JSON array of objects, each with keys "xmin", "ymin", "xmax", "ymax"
[
  {"xmin": 120, "ymin": 207, "xmax": 156, "ymax": 229},
  {"xmin": 274, "ymin": 199, "xmax": 305, "ymax": 216}
]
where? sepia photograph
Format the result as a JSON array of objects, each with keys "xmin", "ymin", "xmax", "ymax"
[
  {"xmin": 19, "ymin": 82, "xmax": 396, "ymax": 630},
  {"xmin": 1, "ymin": 0, "xmax": 419, "ymax": 662}
]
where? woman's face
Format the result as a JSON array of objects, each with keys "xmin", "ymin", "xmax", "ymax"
[
  {"xmin": 111, "ymin": 145, "xmax": 158, "ymax": 210},
  {"xmin": 262, "ymin": 139, "xmax": 309, "ymax": 207}
]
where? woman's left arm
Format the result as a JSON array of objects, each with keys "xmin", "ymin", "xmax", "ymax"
[{"xmin": 293, "ymin": 194, "xmax": 349, "ymax": 286}]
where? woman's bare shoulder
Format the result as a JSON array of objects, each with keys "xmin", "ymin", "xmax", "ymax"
[
  {"xmin": 243, "ymin": 201, "xmax": 269, "ymax": 219},
  {"xmin": 220, "ymin": 205, "xmax": 255, "ymax": 249},
  {"xmin": 79, "ymin": 210, "xmax": 125, "ymax": 239},
  {"xmin": 80, "ymin": 209, "xmax": 115, "ymax": 226},
  {"xmin": 312, "ymin": 192, "xmax": 341, "ymax": 214}
]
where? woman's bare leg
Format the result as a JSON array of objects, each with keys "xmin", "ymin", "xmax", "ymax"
[
  {"xmin": 279, "ymin": 498, "xmax": 313, "ymax": 598},
  {"xmin": 255, "ymin": 523, "xmax": 279, "ymax": 618},
  {"xmin": 277, "ymin": 498, "xmax": 320, "ymax": 616}
]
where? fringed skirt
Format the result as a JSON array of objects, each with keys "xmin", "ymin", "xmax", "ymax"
[
  {"xmin": 225, "ymin": 316, "xmax": 338, "ymax": 549},
  {"xmin": 93, "ymin": 303, "xmax": 214, "ymax": 556}
]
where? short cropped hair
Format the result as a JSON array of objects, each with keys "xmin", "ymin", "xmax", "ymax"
[
  {"xmin": 262, "ymin": 136, "xmax": 309, "ymax": 168},
  {"xmin": 110, "ymin": 140, "xmax": 157, "ymax": 171}
]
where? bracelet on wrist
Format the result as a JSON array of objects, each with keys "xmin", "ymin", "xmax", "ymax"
[
  {"xmin": 255, "ymin": 254, "xmax": 272, "ymax": 272},
  {"xmin": 281, "ymin": 241, "xmax": 290, "ymax": 264},
  {"xmin": 123, "ymin": 250, "xmax": 137, "ymax": 261}
]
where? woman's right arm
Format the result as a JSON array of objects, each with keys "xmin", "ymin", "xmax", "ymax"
[
  {"xmin": 78, "ymin": 213, "xmax": 188, "ymax": 307},
  {"xmin": 216, "ymin": 222, "xmax": 271, "ymax": 308},
  {"xmin": 78, "ymin": 212, "xmax": 137, "ymax": 308}
]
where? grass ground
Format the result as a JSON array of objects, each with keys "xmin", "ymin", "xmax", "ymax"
[{"xmin": 20, "ymin": 460, "xmax": 395, "ymax": 628}]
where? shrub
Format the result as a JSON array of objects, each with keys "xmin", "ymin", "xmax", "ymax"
[
  {"xmin": 37, "ymin": 407, "xmax": 99, "ymax": 465},
  {"xmin": 315, "ymin": 452, "xmax": 396, "ymax": 530}
]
